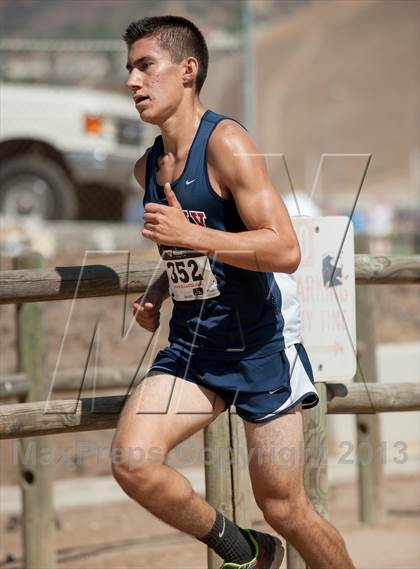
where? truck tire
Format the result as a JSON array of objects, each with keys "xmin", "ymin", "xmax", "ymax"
[{"xmin": 0, "ymin": 155, "xmax": 78, "ymax": 219}]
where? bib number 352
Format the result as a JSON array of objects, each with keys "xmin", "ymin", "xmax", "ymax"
[
  {"xmin": 162, "ymin": 250, "xmax": 220, "ymax": 301},
  {"xmin": 166, "ymin": 259, "xmax": 203, "ymax": 284}
]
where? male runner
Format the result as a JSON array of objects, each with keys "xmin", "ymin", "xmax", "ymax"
[{"xmin": 111, "ymin": 15, "xmax": 355, "ymax": 569}]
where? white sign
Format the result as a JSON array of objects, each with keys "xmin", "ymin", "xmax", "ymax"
[{"xmin": 292, "ymin": 216, "xmax": 356, "ymax": 381}]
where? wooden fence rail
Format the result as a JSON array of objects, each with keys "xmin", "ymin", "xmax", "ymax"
[
  {"xmin": 1, "ymin": 367, "xmax": 419, "ymax": 404},
  {"xmin": 1, "ymin": 382, "xmax": 419, "ymax": 440},
  {"xmin": 0, "ymin": 367, "xmax": 144, "ymax": 399},
  {"xmin": 1, "ymin": 255, "xmax": 419, "ymax": 305},
  {"xmin": 353, "ymin": 254, "xmax": 420, "ymax": 284}
]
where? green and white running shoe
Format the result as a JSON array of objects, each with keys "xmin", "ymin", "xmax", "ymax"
[{"xmin": 220, "ymin": 528, "xmax": 285, "ymax": 569}]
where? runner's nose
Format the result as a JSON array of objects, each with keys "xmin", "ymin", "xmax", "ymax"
[{"xmin": 127, "ymin": 68, "xmax": 143, "ymax": 90}]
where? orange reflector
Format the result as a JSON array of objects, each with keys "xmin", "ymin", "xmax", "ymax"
[{"xmin": 84, "ymin": 115, "xmax": 103, "ymax": 134}]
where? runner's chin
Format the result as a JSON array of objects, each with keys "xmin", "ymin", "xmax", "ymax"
[{"xmin": 137, "ymin": 101, "xmax": 155, "ymax": 122}]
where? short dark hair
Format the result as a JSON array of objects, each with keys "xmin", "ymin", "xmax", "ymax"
[{"xmin": 123, "ymin": 16, "xmax": 209, "ymax": 94}]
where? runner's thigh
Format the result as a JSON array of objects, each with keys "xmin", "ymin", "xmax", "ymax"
[
  {"xmin": 112, "ymin": 371, "xmax": 226, "ymax": 455},
  {"xmin": 243, "ymin": 404, "xmax": 305, "ymax": 506}
]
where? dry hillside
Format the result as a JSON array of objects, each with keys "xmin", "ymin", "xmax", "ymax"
[
  {"xmin": 0, "ymin": 0, "xmax": 306, "ymax": 39},
  {"xmin": 204, "ymin": 0, "xmax": 419, "ymax": 210}
]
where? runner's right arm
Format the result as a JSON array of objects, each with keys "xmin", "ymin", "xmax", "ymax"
[{"xmin": 132, "ymin": 149, "xmax": 169, "ymax": 331}]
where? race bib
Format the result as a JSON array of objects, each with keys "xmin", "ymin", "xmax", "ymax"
[{"xmin": 162, "ymin": 249, "xmax": 220, "ymax": 301}]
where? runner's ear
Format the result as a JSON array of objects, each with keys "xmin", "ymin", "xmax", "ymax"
[{"xmin": 182, "ymin": 56, "xmax": 198, "ymax": 89}]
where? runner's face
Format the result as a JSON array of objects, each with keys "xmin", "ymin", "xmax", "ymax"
[{"xmin": 126, "ymin": 37, "xmax": 185, "ymax": 124}]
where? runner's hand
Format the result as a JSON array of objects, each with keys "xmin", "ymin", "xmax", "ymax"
[
  {"xmin": 142, "ymin": 183, "xmax": 189, "ymax": 247},
  {"xmin": 132, "ymin": 290, "xmax": 163, "ymax": 332}
]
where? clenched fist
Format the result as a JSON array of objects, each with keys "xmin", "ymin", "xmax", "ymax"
[
  {"xmin": 132, "ymin": 289, "xmax": 164, "ymax": 332},
  {"xmin": 142, "ymin": 182, "xmax": 190, "ymax": 247}
]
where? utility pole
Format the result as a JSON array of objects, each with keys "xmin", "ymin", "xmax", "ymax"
[{"xmin": 241, "ymin": 0, "xmax": 257, "ymax": 138}]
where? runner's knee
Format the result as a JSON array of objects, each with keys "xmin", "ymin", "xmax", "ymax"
[
  {"xmin": 110, "ymin": 440, "xmax": 168, "ymax": 495},
  {"xmin": 261, "ymin": 494, "xmax": 310, "ymax": 535}
]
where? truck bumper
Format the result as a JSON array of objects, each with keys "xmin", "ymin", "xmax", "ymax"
[{"xmin": 64, "ymin": 150, "xmax": 137, "ymax": 193}]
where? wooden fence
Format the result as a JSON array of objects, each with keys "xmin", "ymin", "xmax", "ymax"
[{"xmin": 1, "ymin": 250, "xmax": 419, "ymax": 569}]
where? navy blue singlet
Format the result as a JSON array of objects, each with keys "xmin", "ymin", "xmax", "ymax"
[{"xmin": 143, "ymin": 109, "xmax": 285, "ymax": 360}]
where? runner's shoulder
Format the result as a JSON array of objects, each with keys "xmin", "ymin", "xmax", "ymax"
[
  {"xmin": 134, "ymin": 146, "xmax": 152, "ymax": 190},
  {"xmin": 207, "ymin": 118, "xmax": 262, "ymax": 183},
  {"xmin": 208, "ymin": 118, "xmax": 258, "ymax": 164}
]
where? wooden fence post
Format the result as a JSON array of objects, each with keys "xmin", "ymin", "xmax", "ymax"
[
  {"xmin": 204, "ymin": 412, "xmax": 233, "ymax": 569},
  {"xmin": 229, "ymin": 411, "xmax": 252, "ymax": 529},
  {"xmin": 14, "ymin": 251, "xmax": 56, "ymax": 569},
  {"xmin": 203, "ymin": 409, "xmax": 252, "ymax": 569},
  {"xmin": 287, "ymin": 382, "xmax": 328, "ymax": 569},
  {"xmin": 354, "ymin": 235, "xmax": 384, "ymax": 524}
]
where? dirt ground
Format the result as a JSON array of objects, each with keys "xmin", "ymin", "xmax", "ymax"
[{"xmin": 1, "ymin": 474, "xmax": 419, "ymax": 569}]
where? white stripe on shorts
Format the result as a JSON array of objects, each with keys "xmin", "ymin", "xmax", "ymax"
[{"xmin": 255, "ymin": 344, "xmax": 319, "ymax": 422}]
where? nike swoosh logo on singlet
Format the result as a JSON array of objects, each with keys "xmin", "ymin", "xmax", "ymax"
[{"xmin": 186, "ymin": 178, "xmax": 197, "ymax": 185}]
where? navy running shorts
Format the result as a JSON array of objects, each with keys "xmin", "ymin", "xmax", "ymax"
[{"xmin": 144, "ymin": 342, "xmax": 319, "ymax": 423}]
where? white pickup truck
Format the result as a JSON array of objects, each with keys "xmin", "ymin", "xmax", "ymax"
[{"xmin": 0, "ymin": 82, "xmax": 154, "ymax": 219}]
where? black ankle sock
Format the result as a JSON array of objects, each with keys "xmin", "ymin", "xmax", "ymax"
[{"xmin": 197, "ymin": 509, "xmax": 255, "ymax": 563}]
